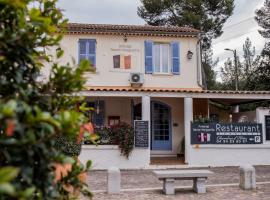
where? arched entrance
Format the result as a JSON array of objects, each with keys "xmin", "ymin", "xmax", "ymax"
[
  {"xmin": 151, "ymin": 101, "xmax": 172, "ymax": 151},
  {"xmin": 133, "ymin": 101, "xmax": 172, "ymax": 151}
]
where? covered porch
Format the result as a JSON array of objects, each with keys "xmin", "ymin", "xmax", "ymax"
[
  {"xmin": 78, "ymin": 88, "xmax": 270, "ymax": 169},
  {"xmin": 80, "ymin": 95, "xmax": 208, "ymax": 158}
]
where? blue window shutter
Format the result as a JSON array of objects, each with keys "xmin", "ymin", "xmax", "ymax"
[
  {"xmin": 145, "ymin": 40, "xmax": 153, "ymax": 74},
  {"xmin": 78, "ymin": 39, "xmax": 87, "ymax": 64},
  {"xmin": 88, "ymin": 39, "xmax": 96, "ymax": 67},
  {"xmin": 94, "ymin": 100, "xmax": 105, "ymax": 127},
  {"xmin": 171, "ymin": 41, "xmax": 180, "ymax": 75}
]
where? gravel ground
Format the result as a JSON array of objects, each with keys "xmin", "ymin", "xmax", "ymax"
[
  {"xmin": 87, "ymin": 165, "xmax": 270, "ymax": 191},
  {"xmin": 92, "ymin": 184, "xmax": 270, "ymax": 200}
]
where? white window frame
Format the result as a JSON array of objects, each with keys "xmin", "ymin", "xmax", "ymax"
[{"xmin": 153, "ymin": 43, "xmax": 171, "ymax": 74}]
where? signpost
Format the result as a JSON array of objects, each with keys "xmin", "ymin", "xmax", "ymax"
[
  {"xmin": 134, "ymin": 120, "xmax": 149, "ymax": 148},
  {"xmin": 265, "ymin": 116, "xmax": 270, "ymax": 141},
  {"xmin": 191, "ymin": 123, "xmax": 263, "ymax": 145}
]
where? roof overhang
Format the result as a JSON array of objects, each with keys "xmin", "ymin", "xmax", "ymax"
[
  {"xmin": 78, "ymin": 87, "xmax": 270, "ymax": 104},
  {"xmin": 66, "ymin": 23, "xmax": 200, "ymax": 38}
]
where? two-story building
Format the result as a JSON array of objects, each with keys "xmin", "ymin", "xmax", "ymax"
[{"xmin": 50, "ymin": 23, "xmax": 270, "ymax": 169}]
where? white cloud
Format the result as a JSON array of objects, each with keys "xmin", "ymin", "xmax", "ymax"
[
  {"xmin": 57, "ymin": 0, "xmax": 145, "ymax": 25},
  {"xmin": 212, "ymin": 0, "xmax": 267, "ymax": 78}
]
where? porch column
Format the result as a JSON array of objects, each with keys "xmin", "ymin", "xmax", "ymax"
[
  {"xmin": 184, "ymin": 97, "xmax": 193, "ymax": 164},
  {"xmin": 142, "ymin": 95, "xmax": 151, "ymax": 121},
  {"xmin": 141, "ymin": 95, "xmax": 151, "ymax": 166},
  {"xmin": 142, "ymin": 95, "xmax": 151, "ymax": 148}
]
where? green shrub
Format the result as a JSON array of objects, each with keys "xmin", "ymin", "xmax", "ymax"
[
  {"xmin": 85, "ymin": 124, "xmax": 134, "ymax": 158},
  {"xmin": 194, "ymin": 116, "xmax": 211, "ymax": 123},
  {"xmin": 55, "ymin": 136, "xmax": 82, "ymax": 157},
  {"xmin": 109, "ymin": 123, "xmax": 134, "ymax": 159}
]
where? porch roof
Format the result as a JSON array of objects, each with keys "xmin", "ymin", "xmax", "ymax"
[
  {"xmin": 84, "ymin": 86, "xmax": 270, "ymax": 95},
  {"xmin": 80, "ymin": 86, "xmax": 270, "ymax": 105}
]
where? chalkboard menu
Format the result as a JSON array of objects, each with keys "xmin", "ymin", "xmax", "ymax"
[
  {"xmin": 265, "ymin": 116, "xmax": 270, "ymax": 141},
  {"xmin": 134, "ymin": 120, "xmax": 149, "ymax": 148},
  {"xmin": 191, "ymin": 123, "xmax": 263, "ymax": 145}
]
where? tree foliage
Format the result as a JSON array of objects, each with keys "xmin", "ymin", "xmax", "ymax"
[
  {"xmin": 242, "ymin": 37, "xmax": 256, "ymax": 76},
  {"xmin": 138, "ymin": 0, "xmax": 234, "ymax": 50},
  {"xmin": 220, "ymin": 57, "xmax": 245, "ymax": 90},
  {"xmin": 0, "ymin": 0, "xmax": 93, "ymax": 199},
  {"xmin": 244, "ymin": 0, "xmax": 270, "ymax": 91},
  {"xmin": 220, "ymin": 38, "xmax": 259, "ymax": 90},
  {"xmin": 246, "ymin": 43, "xmax": 270, "ymax": 90},
  {"xmin": 255, "ymin": 0, "xmax": 270, "ymax": 39},
  {"xmin": 202, "ymin": 49, "xmax": 218, "ymax": 89}
]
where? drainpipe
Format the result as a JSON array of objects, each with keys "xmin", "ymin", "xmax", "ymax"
[{"xmin": 196, "ymin": 33, "xmax": 204, "ymax": 89}]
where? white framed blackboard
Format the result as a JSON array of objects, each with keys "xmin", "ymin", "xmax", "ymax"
[{"xmin": 134, "ymin": 120, "xmax": 149, "ymax": 148}]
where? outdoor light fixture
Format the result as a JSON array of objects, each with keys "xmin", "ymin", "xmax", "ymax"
[{"xmin": 187, "ymin": 50, "xmax": 193, "ymax": 59}]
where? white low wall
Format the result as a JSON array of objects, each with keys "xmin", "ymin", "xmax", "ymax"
[
  {"xmin": 189, "ymin": 145, "xmax": 270, "ymax": 166},
  {"xmin": 79, "ymin": 145, "xmax": 150, "ymax": 170}
]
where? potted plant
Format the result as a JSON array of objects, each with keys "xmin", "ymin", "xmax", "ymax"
[{"xmin": 108, "ymin": 122, "xmax": 134, "ymax": 158}]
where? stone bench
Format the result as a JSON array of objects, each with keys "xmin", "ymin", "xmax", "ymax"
[{"xmin": 153, "ymin": 170, "xmax": 214, "ymax": 195}]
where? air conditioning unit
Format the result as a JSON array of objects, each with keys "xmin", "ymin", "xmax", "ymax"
[{"xmin": 130, "ymin": 73, "xmax": 144, "ymax": 87}]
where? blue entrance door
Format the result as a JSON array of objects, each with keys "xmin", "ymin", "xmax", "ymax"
[{"xmin": 151, "ymin": 101, "xmax": 172, "ymax": 150}]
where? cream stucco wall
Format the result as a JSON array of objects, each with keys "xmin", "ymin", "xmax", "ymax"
[{"xmin": 53, "ymin": 34, "xmax": 201, "ymax": 89}]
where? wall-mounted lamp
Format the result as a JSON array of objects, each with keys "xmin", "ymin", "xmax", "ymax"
[
  {"xmin": 123, "ymin": 34, "xmax": 128, "ymax": 42},
  {"xmin": 187, "ymin": 50, "xmax": 193, "ymax": 59}
]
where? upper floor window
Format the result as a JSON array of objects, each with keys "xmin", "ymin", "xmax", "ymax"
[
  {"xmin": 153, "ymin": 43, "xmax": 170, "ymax": 74},
  {"xmin": 145, "ymin": 41, "xmax": 180, "ymax": 75},
  {"xmin": 78, "ymin": 39, "xmax": 96, "ymax": 67}
]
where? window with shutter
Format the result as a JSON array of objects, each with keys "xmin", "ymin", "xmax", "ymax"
[
  {"xmin": 153, "ymin": 43, "xmax": 171, "ymax": 74},
  {"xmin": 78, "ymin": 39, "xmax": 96, "ymax": 67},
  {"xmin": 145, "ymin": 41, "xmax": 180, "ymax": 75},
  {"xmin": 145, "ymin": 40, "xmax": 153, "ymax": 74}
]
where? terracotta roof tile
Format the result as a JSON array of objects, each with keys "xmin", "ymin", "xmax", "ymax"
[
  {"xmin": 84, "ymin": 86, "xmax": 270, "ymax": 95},
  {"xmin": 66, "ymin": 23, "xmax": 200, "ymax": 37}
]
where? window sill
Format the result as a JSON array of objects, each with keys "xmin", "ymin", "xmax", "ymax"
[
  {"xmin": 151, "ymin": 73, "xmax": 174, "ymax": 76},
  {"xmin": 109, "ymin": 69, "xmax": 132, "ymax": 73}
]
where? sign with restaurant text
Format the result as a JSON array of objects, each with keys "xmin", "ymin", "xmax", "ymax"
[
  {"xmin": 191, "ymin": 123, "xmax": 263, "ymax": 145},
  {"xmin": 134, "ymin": 120, "xmax": 149, "ymax": 148}
]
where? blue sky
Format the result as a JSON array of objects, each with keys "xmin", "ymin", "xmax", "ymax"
[{"xmin": 57, "ymin": 0, "xmax": 267, "ymax": 78}]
